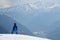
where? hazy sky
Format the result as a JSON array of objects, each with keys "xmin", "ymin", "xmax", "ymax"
[{"xmin": 0, "ymin": 0, "xmax": 60, "ymax": 9}]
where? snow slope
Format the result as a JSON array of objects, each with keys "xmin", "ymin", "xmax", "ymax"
[{"xmin": 0, "ymin": 34, "xmax": 51, "ymax": 40}]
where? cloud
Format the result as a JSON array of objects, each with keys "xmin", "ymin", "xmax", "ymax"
[
  {"xmin": 32, "ymin": 32, "xmax": 52, "ymax": 40},
  {"xmin": 33, "ymin": 31, "xmax": 45, "ymax": 35},
  {"xmin": 0, "ymin": 0, "xmax": 60, "ymax": 10},
  {"xmin": 17, "ymin": 0, "xmax": 60, "ymax": 11},
  {"xmin": 0, "ymin": 0, "xmax": 11, "ymax": 8},
  {"xmin": 33, "ymin": 31, "xmax": 47, "ymax": 38}
]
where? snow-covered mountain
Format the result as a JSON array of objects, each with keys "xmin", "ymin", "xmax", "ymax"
[
  {"xmin": 0, "ymin": 1, "xmax": 60, "ymax": 37},
  {"xmin": 0, "ymin": 0, "xmax": 60, "ymax": 40},
  {"xmin": 0, "ymin": 14, "xmax": 34, "ymax": 36}
]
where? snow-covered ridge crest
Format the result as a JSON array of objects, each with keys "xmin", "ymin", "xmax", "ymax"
[{"xmin": 0, "ymin": 34, "xmax": 51, "ymax": 40}]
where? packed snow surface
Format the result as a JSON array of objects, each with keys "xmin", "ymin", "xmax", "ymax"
[{"xmin": 0, "ymin": 34, "xmax": 51, "ymax": 40}]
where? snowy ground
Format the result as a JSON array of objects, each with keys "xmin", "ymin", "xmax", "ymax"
[{"xmin": 0, "ymin": 34, "xmax": 51, "ymax": 40}]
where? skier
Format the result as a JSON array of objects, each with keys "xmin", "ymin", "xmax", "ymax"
[{"xmin": 11, "ymin": 23, "xmax": 17, "ymax": 34}]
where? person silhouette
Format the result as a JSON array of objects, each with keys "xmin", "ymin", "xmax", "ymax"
[{"xmin": 11, "ymin": 23, "xmax": 17, "ymax": 34}]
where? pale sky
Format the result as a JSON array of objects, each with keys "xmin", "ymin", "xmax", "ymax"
[
  {"xmin": 0, "ymin": 0, "xmax": 11, "ymax": 8},
  {"xmin": 0, "ymin": 0, "xmax": 60, "ymax": 10}
]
